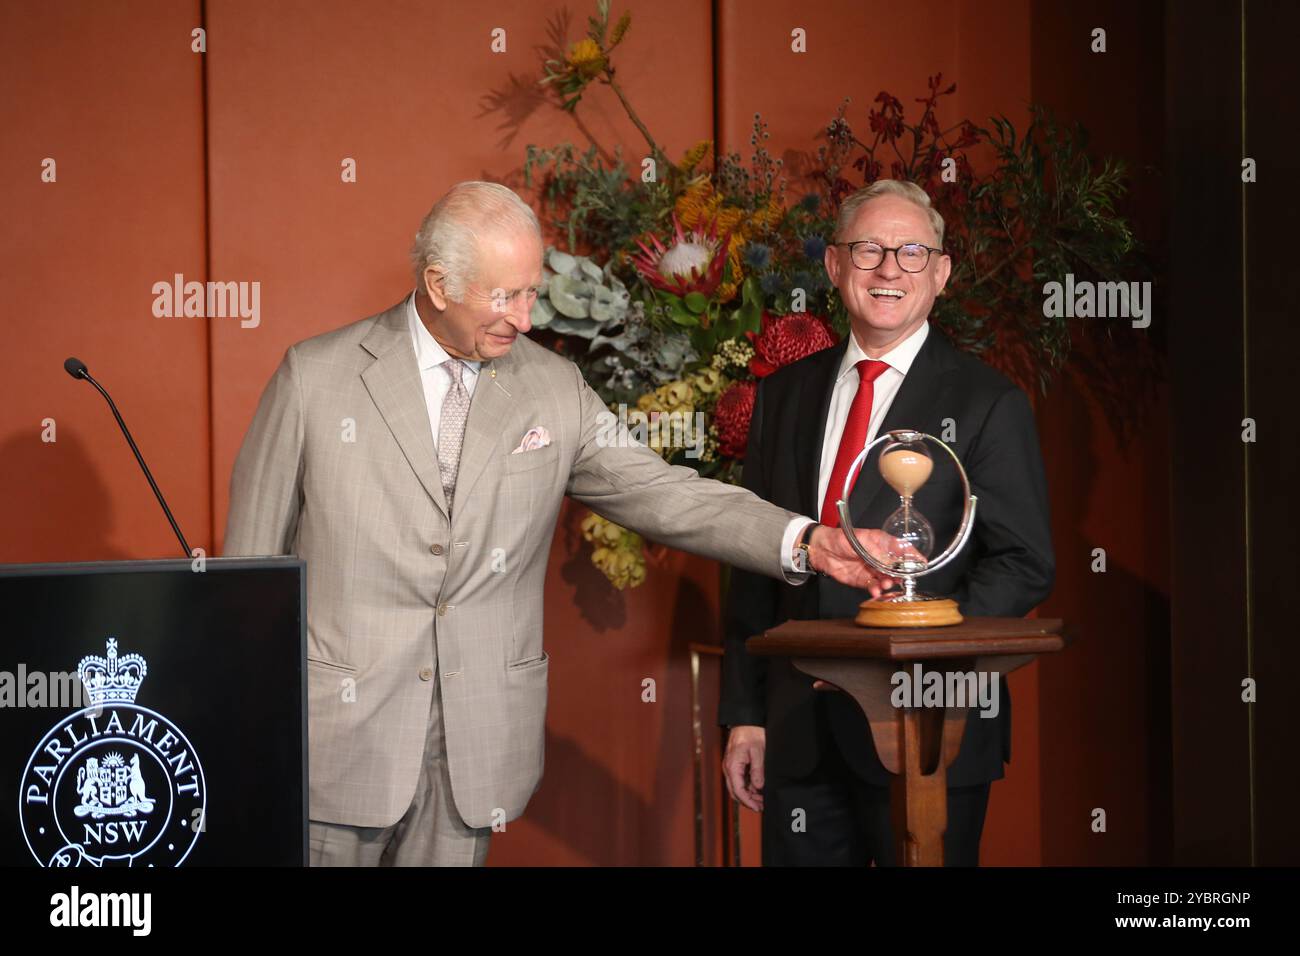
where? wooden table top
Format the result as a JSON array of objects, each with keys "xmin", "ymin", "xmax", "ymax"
[{"xmin": 749, "ymin": 617, "xmax": 1073, "ymax": 660}]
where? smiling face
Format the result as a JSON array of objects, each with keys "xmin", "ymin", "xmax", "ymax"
[
  {"xmin": 824, "ymin": 194, "xmax": 951, "ymax": 355},
  {"xmin": 419, "ymin": 226, "xmax": 543, "ymax": 362}
]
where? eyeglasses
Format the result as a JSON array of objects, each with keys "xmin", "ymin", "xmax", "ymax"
[
  {"xmin": 834, "ymin": 241, "xmax": 942, "ymax": 273},
  {"xmin": 479, "ymin": 285, "xmax": 541, "ymax": 311}
]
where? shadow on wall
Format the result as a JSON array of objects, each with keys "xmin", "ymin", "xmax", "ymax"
[
  {"xmin": 558, "ymin": 505, "xmax": 628, "ymax": 632},
  {"xmin": 519, "ymin": 505, "xmax": 719, "ymax": 865}
]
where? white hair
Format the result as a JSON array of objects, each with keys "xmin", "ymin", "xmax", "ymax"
[
  {"xmin": 410, "ymin": 181, "xmax": 542, "ymax": 301},
  {"xmin": 834, "ymin": 179, "xmax": 945, "ymax": 248}
]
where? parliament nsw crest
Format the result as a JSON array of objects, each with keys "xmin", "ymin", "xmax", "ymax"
[{"xmin": 18, "ymin": 639, "xmax": 206, "ymax": 866}]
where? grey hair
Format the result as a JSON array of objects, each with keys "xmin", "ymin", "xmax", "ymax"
[
  {"xmin": 834, "ymin": 179, "xmax": 945, "ymax": 248},
  {"xmin": 410, "ymin": 181, "xmax": 542, "ymax": 302}
]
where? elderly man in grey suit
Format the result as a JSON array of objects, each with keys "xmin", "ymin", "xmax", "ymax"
[{"xmin": 224, "ymin": 181, "xmax": 896, "ymax": 866}]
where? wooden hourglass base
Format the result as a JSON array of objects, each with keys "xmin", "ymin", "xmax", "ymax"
[{"xmin": 856, "ymin": 596, "xmax": 963, "ymax": 628}]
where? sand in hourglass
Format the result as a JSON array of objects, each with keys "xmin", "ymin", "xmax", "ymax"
[
  {"xmin": 856, "ymin": 445, "xmax": 963, "ymax": 627},
  {"xmin": 880, "ymin": 448, "xmax": 932, "ymax": 496}
]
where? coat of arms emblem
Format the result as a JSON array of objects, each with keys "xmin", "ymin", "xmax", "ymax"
[{"xmin": 18, "ymin": 639, "xmax": 206, "ymax": 866}]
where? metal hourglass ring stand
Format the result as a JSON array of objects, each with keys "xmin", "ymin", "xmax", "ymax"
[{"xmin": 835, "ymin": 428, "xmax": 979, "ymax": 628}]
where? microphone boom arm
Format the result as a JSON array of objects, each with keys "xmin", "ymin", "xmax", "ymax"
[{"xmin": 67, "ymin": 359, "xmax": 192, "ymax": 559}]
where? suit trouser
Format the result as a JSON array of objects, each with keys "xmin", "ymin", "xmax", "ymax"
[
  {"xmin": 761, "ymin": 701, "xmax": 991, "ymax": 867},
  {"xmin": 308, "ymin": 668, "xmax": 491, "ymax": 866}
]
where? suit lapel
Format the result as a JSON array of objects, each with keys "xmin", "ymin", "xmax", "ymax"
[
  {"xmin": 452, "ymin": 347, "xmax": 517, "ymax": 524},
  {"xmin": 794, "ymin": 340, "xmax": 849, "ymax": 518},
  {"xmin": 848, "ymin": 325, "xmax": 956, "ymax": 526},
  {"xmin": 360, "ymin": 302, "xmax": 450, "ymax": 521}
]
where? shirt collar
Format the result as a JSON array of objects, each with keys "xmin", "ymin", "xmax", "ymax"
[
  {"xmin": 406, "ymin": 290, "xmax": 482, "ymax": 374},
  {"xmin": 837, "ymin": 319, "xmax": 930, "ymax": 382}
]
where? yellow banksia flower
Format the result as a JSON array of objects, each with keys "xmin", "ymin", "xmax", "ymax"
[
  {"xmin": 610, "ymin": 12, "xmax": 632, "ymax": 47},
  {"xmin": 580, "ymin": 510, "xmax": 605, "ymax": 541},
  {"xmin": 586, "ymin": 519, "xmax": 647, "ymax": 590},
  {"xmin": 638, "ymin": 380, "xmax": 695, "ymax": 416},
  {"xmin": 581, "ymin": 512, "xmax": 625, "ymax": 548},
  {"xmin": 567, "ymin": 38, "xmax": 606, "ymax": 80},
  {"xmin": 675, "ymin": 181, "xmax": 745, "ymax": 237},
  {"xmin": 680, "ymin": 140, "xmax": 711, "ymax": 173},
  {"xmin": 661, "ymin": 380, "xmax": 693, "ymax": 410},
  {"xmin": 673, "ymin": 179, "xmax": 712, "ymax": 224},
  {"xmin": 688, "ymin": 368, "xmax": 725, "ymax": 397}
]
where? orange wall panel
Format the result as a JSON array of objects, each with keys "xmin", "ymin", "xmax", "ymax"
[{"xmin": 0, "ymin": 0, "xmax": 210, "ymax": 563}]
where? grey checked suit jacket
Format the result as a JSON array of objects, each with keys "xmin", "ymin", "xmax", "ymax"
[{"xmin": 223, "ymin": 299, "xmax": 800, "ymax": 829}]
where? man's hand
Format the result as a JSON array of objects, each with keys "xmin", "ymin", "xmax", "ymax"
[
  {"xmin": 807, "ymin": 525, "xmax": 912, "ymax": 597},
  {"xmin": 723, "ymin": 725, "xmax": 766, "ymax": 812}
]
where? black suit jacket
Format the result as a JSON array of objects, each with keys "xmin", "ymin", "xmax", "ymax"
[{"xmin": 719, "ymin": 324, "xmax": 1055, "ymax": 787}]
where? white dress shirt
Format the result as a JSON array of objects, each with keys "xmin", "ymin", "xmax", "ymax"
[
  {"xmin": 781, "ymin": 320, "xmax": 931, "ymax": 562},
  {"xmin": 816, "ymin": 319, "xmax": 929, "ymax": 515},
  {"xmin": 407, "ymin": 290, "xmax": 481, "ymax": 448}
]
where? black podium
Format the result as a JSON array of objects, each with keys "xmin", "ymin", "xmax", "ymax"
[{"xmin": 0, "ymin": 557, "xmax": 306, "ymax": 866}]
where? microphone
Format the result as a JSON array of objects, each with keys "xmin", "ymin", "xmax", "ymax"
[{"xmin": 64, "ymin": 356, "xmax": 192, "ymax": 558}]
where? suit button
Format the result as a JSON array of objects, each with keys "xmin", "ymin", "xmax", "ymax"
[
  {"xmin": 418, "ymin": 667, "xmax": 433, "ymax": 681},
  {"xmin": 437, "ymin": 604, "xmax": 448, "ymax": 617},
  {"xmin": 430, "ymin": 544, "xmax": 444, "ymax": 555}
]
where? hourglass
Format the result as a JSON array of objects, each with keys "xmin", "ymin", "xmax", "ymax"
[{"xmin": 836, "ymin": 429, "xmax": 978, "ymax": 627}]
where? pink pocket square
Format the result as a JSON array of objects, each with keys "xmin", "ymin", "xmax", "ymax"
[{"xmin": 511, "ymin": 425, "xmax": 551, "ymax": 454}]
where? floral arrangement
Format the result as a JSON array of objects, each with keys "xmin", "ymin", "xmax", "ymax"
[{"xmin": 524, "ymin": 0, "xmax": 1153, "ymax": 589}]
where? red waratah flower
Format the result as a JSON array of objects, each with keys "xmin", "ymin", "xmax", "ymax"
[
  {"xmin": 631, "ymin": 212, "xmax": 732, "ymax": 298},
  {"xmin": 746, "ymin": 312, "xmax": 838, "ymax": 377},
  {"xmin": 714, "ymin": 380, "xmax": 757, "ymax": 459}
]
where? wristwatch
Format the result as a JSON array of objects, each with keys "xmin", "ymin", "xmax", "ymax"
[{"xmin": 791, "ymin": 522, "xmax": 820, "ymax": 575}]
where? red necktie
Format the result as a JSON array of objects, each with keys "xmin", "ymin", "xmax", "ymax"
[{"xmin": 821, "ymin": 359, "xmax": 891, "ymax": 526}]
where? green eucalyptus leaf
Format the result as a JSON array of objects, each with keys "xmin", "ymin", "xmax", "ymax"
[
  {"xmin": 530, "ymin": 297, "xmax": 556, "ymax": 327},
  {"xmin": 547, "ymin": 316, "xmax": 602, "ymax": 338},
  {"xmin": 547, "ymin": 249, "xmax": 578, "ymax": 275},
  {"xmin": 548, "ymin": 274, "xmax": 590, "ymax": 318}
]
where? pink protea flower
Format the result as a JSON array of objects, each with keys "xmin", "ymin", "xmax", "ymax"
[{"xmin": 631, "ymin": 212, "xmax": 732, "ymax": 298}]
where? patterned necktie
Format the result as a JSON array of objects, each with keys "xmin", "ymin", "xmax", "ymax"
[
  {"xmin": 437, "ymin": 359, "xmax": 471, "ymax": 512},
  {"xmin": 820, "ymin": 359, "xmax": 891, "ymax": 526}
]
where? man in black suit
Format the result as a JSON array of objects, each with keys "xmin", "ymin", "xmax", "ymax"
[{"xmin": 719, "ymin": 179, "xmax": 1054, "ymax": 866}]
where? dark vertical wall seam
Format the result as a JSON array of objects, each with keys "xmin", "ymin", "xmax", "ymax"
[
  {"xmin": 1239, "ymin": 0, "xmax": 1255, "ymax": 868},
  {"xmin": 200, "ymin": 0, "xmax": 214, "ymax": 554},
  {"xmin": 711, "ymin": 1, "xmax": 720, "ymax": 173}
]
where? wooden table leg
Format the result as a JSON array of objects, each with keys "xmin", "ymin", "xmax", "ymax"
[
  {"xmin": 892, "ymin": 705, "xmax": 949, "ymax": 866},
  {"xmin": 792, "ymin": 658, "xmax": 977, "ymax": 867}
]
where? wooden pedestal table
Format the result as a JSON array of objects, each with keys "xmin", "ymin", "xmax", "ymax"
[{"xmin": 748, "ymin": 617, "xmax": 1073, "ymax": 867}]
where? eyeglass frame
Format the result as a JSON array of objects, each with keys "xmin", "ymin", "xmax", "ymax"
[{"xmin": 832, "ymin": 240, "xmax": 945, "ymax": 273}]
